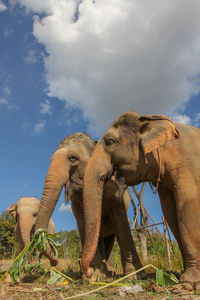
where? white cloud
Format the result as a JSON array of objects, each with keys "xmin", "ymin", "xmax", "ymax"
[
  {"xmin": 171, "ymin": 113, "xmax": 191, "ymax": 125},
  {"xmin": 0, "ymin": 1, "xmax": 7, "ymax": 12},
  {"xmin": 4, "ymin": 27, "xmax": 13, "ymax": 37},
  {"xmin": 40, "ymin": 99, "xmax": 52, "ymax": 115},
  {"xmin": 0, "ymin": 97, "xmax": 19, "ymax": 110},
  {"xmin": 0, "ymin": 98, "xmax": 9, "ymax": 105},
  {"xmin": 4, "ymin": 86, "xmax": 11, "ymax": 96},
  {"xmin": 33, "ymin": 120, "xmax": 46, "ymax": 134},
  {"xmin": 16, "ymin": 0, "xmax": 200, "ymax": 135},
  {"xmin": 194, "ymin": 113, "xmax": 200, "ymax": 127},
  {"xmin": 59, "ymin": 202, "xmax": 72, "ymax": 213},
  {"xmin": 23, "ymin": 50, "xmax": 38, "ymax": 64}
]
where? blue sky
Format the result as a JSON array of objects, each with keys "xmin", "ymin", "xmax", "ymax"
[{"xmin": 0, "ymin": 0, "xmax": 200, "ymax": 233}]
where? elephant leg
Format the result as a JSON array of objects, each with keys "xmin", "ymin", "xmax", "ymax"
[
  {"xmin": 108, "ymin": 193, "xmax": 145, "ymax": 279},
  {"xmin": 173, "ymin": 180, "xmax": 200, "ymax": 285},
  {"xmin": 104, "ymin": 234, "xmax": 115, "ymax": 262},
  {"xmin": 71, "ymin": 198, "xmax": 85, "ymax": 246},
  {"xmin": 158, "ymin": 187, "xmax": 185, "ymax": 268},
  {"xmin": 104, "ymin": 234, "xmax": 115, "ymax": 275}
]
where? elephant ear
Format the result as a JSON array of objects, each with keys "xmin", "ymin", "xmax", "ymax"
[
  {"xmin": 7, "ymin": 203, "xmax": 17, "ymax": 219},
  {"xmin": 139, "ymin": 115, "xmax": 179, "ymax": 154}
]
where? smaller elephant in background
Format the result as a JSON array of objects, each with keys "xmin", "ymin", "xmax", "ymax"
[{"xmin": 7, "ymin": 196, "xmax": 55, "ymax": 251}]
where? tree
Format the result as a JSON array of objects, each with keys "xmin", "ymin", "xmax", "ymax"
[
  {"xmin": 55, "ymin": 229, "xmax": 81, "ymax": 260},
  {"xmin": 0, "ymin": 210, "xmax": 16, "ymax": 258}
]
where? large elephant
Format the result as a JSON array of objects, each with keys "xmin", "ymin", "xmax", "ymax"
[
  {"xmin": 35, "ymin": 132, "xmax": 144, "ymax": 277},
  {"xmin": 81, "ymin": 110, "xmax": 200, "ymax": 287},
  {"xmin": 7, "ymin": 197, "xmax": 55, "ymax": 251}
]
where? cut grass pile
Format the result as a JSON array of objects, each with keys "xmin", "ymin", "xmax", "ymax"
[{"xmin": 1, "ymin": 229, "xmax": 60, "ymax": 282}]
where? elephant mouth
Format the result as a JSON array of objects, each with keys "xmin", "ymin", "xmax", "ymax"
[
  {"xmin": 70, "ymin": 175, "xmax": 83, "ymax": 186},
  {"xmin": 65, "ymin": 176, "xmax": 83, "ymax": 201},
  {"xmin": 113, "ymin": 167, "xmax": 127, "ymax": 190}
]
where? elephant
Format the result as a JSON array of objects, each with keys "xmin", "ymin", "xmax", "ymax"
[
  {"xmin": 34, "ymin": 132, "xmax": 145, "ymax": 278},
  {"xmin": 7, "ymin": 197, "xmax": 55, "ymax": 251},
  {"xmin": 81, "ymin": 110, "xmax": 200, "ymax": 287}
]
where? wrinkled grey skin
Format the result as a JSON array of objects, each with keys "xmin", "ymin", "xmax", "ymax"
[
  {"xmin": 35, "ymin": 132, "xmax": 144, "ymax": 278},
  {"xmin": 8, "ymin": 197, "xmax": 55, "ymax": 251},
  {"xmin": 82, "ymin": 110, "xmax": 200, "ymax": 288}
]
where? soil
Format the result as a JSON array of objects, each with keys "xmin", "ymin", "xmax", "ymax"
[
  {"xmin": 0, "ymin": 259, "xmax": 199, "ymax": 299},
  {"xmin": 1, "ymin": 281, "xmax": 200, "ymax": 300}
]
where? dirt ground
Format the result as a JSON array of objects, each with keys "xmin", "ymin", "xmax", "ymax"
[
  {"xmin": 0, "ymin": 259, "xmax": 200, "ymax": 300},
  {"xmin": 1, "ymin": 280, "xmax": 200, "ymax": 300}
]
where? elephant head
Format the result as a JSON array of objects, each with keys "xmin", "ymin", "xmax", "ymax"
[
  {"xmin": 81, "ymin": 111, "xmax": 179, "ymax": 276},
  {"xmin": 35, "ymin": 132, "xmax": 96, "ymax": 234},
  {"xmin": 8, "ymin": 197, "xmax": 41, "ymax": 247}
]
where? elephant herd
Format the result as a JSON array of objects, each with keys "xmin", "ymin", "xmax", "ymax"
[{"xmin": 7, "ymin": 110, "xmax": 200, "ymax": 288}]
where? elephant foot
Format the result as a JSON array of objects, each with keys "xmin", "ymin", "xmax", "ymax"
[
  {"xmin": 169, "ymin": 282, "xmax": 194, "ymax": 293},
  {"xmin": 123, "ymin": 262, "xmax": 146, "ymax": 280},
  {"xmin": 136, "ymin": 270, "xmax": 147, "ymax": 280},
  {"xmin": 82, "ymin": 268, "xmax": 108, "ymax": 282},
  {"xmin": 178, "ymin": 267, "xmax": 200, "ymax": 290},
  {"xmin": 180, "ymin": 267, "xmax": 200, "ymax": 285},
  {"xmin": 82, "ymin": 260, "xmax": 114, "ymax": 280},
  {"xmin": 91, "ymin": 269, "xmax": 107, "ymax": 282}
]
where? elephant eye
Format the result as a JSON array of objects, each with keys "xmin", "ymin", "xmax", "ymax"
[
  {"xmin": 33, "ymin": 213, "xmax": 37, "ymax": 218},
  {"xmin": 104, "ymin": 138, "xmax": 116, "ymax": 146},
  {"xmin": 68, "ymin": 156, "xmax": 78, "ymax": 163}
]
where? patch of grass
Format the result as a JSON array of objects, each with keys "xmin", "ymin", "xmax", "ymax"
[
  {"xmin": 112, "ymin": 242, "xmax": 122, "ymax": 274},
  {"xmin": 110, "ymin": 233, "xmax": 183, "ymax": 276},
  {"xmin": 146, "ymin": 233, "xmax": 183, "ymax": 272}
]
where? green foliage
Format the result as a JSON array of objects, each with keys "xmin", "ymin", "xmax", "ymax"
[
  {"xmin": 156, "ymin": 269, "xmax": 179, "ymax": 286},
  {"xmin": 56, "ymin": 229, "xmax": 81, "ymax": 261},
  {"xmin": 47, "ymin": 268, "xmax": 66, "ymax": 284},
  {"xmin": 0, "ymin": 210, "xmax": 16, "ymax": 258},
  {"xmin": 147, "ymin": 233, "xmax": 183, "ymax": 271},
  {"xmin": 112, "ymin": 241, "xmax": 122, "ymax": 273},
  {"xmin": 102, "ymin": 232, "xmax": 183, "ymax": 275},
  {"xmin": 147, "ymin": 233, "xmax": 167, "ymax": 256},
  {"xmin": 9, "ymin": 229, "xmax": 60, "ymax": 282}
]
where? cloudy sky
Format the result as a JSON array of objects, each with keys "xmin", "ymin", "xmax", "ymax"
[{"xmin": 1, "ymin": 0, "xmax": 200, "ymax": 232}]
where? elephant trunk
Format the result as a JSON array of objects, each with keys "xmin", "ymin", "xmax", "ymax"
[
  {"xmin": 81, "ymin": 144, "xmax": 112, "ymax": 277},
  {"xmin": 35, "ymin": 149, "xmax": 69, "ymax": 264},
  {"xmin": 35, "ymin": 149, "xmax": 69, "ymax": 231},
  {"xmin": 18, "ymin": 214, "xmax": 34, "ymax": 248},
  {"xmin": 35, "ymin": 179, "xmax": 62, "ymax": 231}
]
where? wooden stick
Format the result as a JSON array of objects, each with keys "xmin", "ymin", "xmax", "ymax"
[
  {"xmin": 144, "ymin": 206, "xmax": 164, "ymax": 237},
  {"xmin": 166, "ymin": 222, "xmax": 176, "ymax": 259},
  {"xmin": 162, "ymin": 216, "xmax": 172, "ymax": 271},
  {"xmin": 132, "ymin": 204, "xmax": 141, "ymax": 229},
  {"xmin": 128, "ymin": 187, "xmax": 139, "ymax": 228},
  {"xmin": 131, "ymin": 222, "xmax": 163, "ymax": 231}
]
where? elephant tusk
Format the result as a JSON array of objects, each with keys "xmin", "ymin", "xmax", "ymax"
[
  {"xmin": 65, "ymin": 180, "xmax": 70, "ymax": 191},
  {"xmin": 113, "ymin": 168, "xmax": 117, "ymax": 182},
  {"xmin": 65, "ymin": 181, "xmax": 71, "ymax": 202}
]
